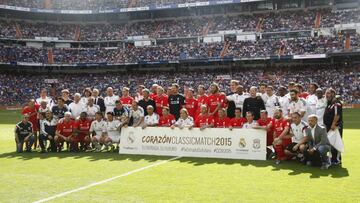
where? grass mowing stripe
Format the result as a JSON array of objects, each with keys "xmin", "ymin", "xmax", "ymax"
[{"xmin": 32, "ymin": 156, "xmax": 181, "ymax": 203}]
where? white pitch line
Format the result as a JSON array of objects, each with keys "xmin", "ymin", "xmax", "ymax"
[{"xmin": 33, "ymin": 156, "xmax": 181, "ymax": 203}]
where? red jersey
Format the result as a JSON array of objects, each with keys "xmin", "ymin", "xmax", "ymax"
[
  {"xmin": 299, "ymin": 92, "xmax": 309, "ymax": 99},
  {"xmin": 74, "ymin": 119, "xmax": 92, "ymax": 136},
  {"xmin": 154, "ymin": 94, "xmax": 169, "ymax": 116},
  {"xmin": 195, "ymin": 114, "xmax": 214, "ymax": 128},
  {"xmin": 120, "ymin": 96, "xmax": 134, "ymax": 106},
  {"xmin": 214, "ymin": 117, "xmax": 231, "ymax": 128},
  {"xmin": 257, "ymin": 117, "xmax": 275, "ymax": 145},
  {"xmin": 158, "ymin": 114, "xmax": 175, "ymax": 127},
  {"xmin": 274, "ymin": 118, "xmax": 291, "ymax": 145},
  {"xmin": 56, "ymin": 120, "xmax": 75, "ymax": 137},
  {"xmin": 22, "ymin": 105, "xmax": 39, "ymax": 123},
  {"xmin": 185, "ymin": 97, "xmax": 198, "ymax": 119},
  {"xmin": 207, "ymin": 93, "xmax": 226, "ymax": 117},
  {"xmin": 196, "ymin": 95, "xmax": 208, "ymax": 115},
  {"xmin": 149, "ymin": 93, "xmax": 157, "ymax": 100},
  {"xmin": 230, "ymin": 117, "xmax": 246, "ymax": 128}
]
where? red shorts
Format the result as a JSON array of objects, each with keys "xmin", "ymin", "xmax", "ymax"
[
  {"xmin": 56, "ymin": 136, "xmax": 72, "ymax": 143},
  {"xmin": 266, "ymin": 134, "xmax": 273, "ymax": 146},
  {"xmin": 30, "ymin": 121, "xmax": 39, "ymax": 131},
  {"xmin": 72, "ymin": 134, "xmax": 89, "ymax": 143}
]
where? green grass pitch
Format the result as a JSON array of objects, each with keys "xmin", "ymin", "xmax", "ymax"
[{"xmin": 0, "ymin": 109, "xmax": 359, "ymax": 202}]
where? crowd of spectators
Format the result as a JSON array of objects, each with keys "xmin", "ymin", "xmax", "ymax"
[
  {"xmin": 0, "ymin": 65, "xmax": 358, "ymax": 106},
  {"xmin": 0, "ymin": 9, "xmax": 359, "ymax": 41},
  {"xmin": 0, "ymin": 35, "xmax": 357, "ymax": 64},
  {"xmin": 0, "ymin": 0, "xmax": 209, "ymax": 10}
]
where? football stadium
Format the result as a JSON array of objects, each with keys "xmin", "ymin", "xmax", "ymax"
[{"xmin": 0, "ymin": 0, "xmax": 359, "ymax": 202}]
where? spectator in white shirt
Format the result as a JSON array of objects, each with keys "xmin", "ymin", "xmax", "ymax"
[
  {"xmin": 104, "ymin": 87, "xmax": 119, "ymax": 116},
  {"xmin": 36, "ymin": 88, "xmax": 53, "ymax": 109},
  {"xmin": 288, "ymin": 89, "xmax": 307, "ymax": 121},
  {"xmin": 278, "ymin": 86, "xmax": 290, "ymax": 119},
  {"xmin": 305, "ymin": 83, "xmax": 319, "ymax": 118},
  {"xmin": 315, "ymin": 88, "xmax": 327, "ymax": 126},
  {"xmin": 259, "ymin": 83, "xmax": 269, "ymax": 103},
  {"xmin": 80, "ymin": 87, "xmax": 92, "ymax": 105},
  {"xmin": 265, "ymin": 86, "xmax": 280, "ymax": 118},
  {"xmin": 86, "ymin": 97, "xmax": 100, "ymax": 120},
  {"xmin": 143, "ymin": 105, "xmax": 159, "ymax": 128},
  {"xmin": 68, "ymin": 93, "xmax": 86, "ymax": 119},
  {"xmin": 171, "ymin": 108, "xmax": 194, "ymax": 129}
]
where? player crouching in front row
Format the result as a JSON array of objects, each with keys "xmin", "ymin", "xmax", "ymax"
[
  {"xmin": 54, "ymin": 112, "xmax": 75, "ymax": 152},
  {"xmin": 101, "ymin": 112, "xmax": 123, "ymax": 152},
  {"xmin": 284, "ymin": 112, "xmax": 308, "ymax": 163}
]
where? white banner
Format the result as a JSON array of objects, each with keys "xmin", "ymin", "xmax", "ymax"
[{"xmin": 120, "ymin": 127, "xmax": 266, "ymax": 160}]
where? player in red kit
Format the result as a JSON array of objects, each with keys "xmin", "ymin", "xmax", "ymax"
[
  {"xmin": 196, "ymin": 85, "xmax": 208, "ymax": 117},
  {"xmin": 214, "ymin": 108, "xmax": 231, "ymax": 128},
  {"xmin": 255, "ymin": 110, "xmax": 275, "ymax": 145},
  {"xmin": 154, "ymin": 86, "xmax": 169, "ymax": 117},
  {"xmin": 195, "ymin": 105, "xmax": 214, "ymax": 130},
  {"xmin": 158, "ymin": 107, "xmax": 176, "ymax": 127},
  {"xmin": 73, "ymin": 112, "xmax": 92, "ymax": 151},
  {"xmin": 272, "ymin": 108, "xmax": 291, "ymax": 164},
  {"xmin": 229, "ymin": 108, "xmax": 246, "ymax": 129},
  {"xmin": 185, "ymin": 88, "xmax": 198, "ymax": 120},
  {"xmin": 149, "ymin": 84, "xmax": 158, "ymax": 100},
  {"xmin": 254, "ymin": 110, "xmax": 275, "ymax": 159},
  {"xmin": 120, "ymin": 87, "xmax": 134, "ymax": 107},
  {"xmin": 22, "ymin": 99, "xmax": 40, "ymax": 149},
  {"xmin": 207, "ymin": 83, "xmax": 226, "ymax": 118},
  {"xmin": 55, "ymin": 112, "xmax": 75, "ymax": 152}
]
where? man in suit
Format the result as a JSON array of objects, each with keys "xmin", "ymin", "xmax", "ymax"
[
  {"xmin": 304, "ymin": 114, "xmax": 331, "ymax": 170},
  {"xmin": 93, "ymin": 88, "xmax": 106, "ymax": 114}
]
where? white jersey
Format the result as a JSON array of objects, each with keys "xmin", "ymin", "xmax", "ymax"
[
  {"xmin": 175, "ymin": 117, "xmax": 194, "ymax": 128},
  {"xmin": 306, "ymin": 94, "xmax": 318, "ymax": 116},
  {"xmin": 131, "ymin": 107, "xmax": 144, "ymax": 125},
  {"xmin": 135, "ymin": 93, "xmax": 144, "ymax": 102},
  {"xmin": 226, "ymin": 93, "xmax": 249, "ymax": 110},
  {"xmin": 316, "ymin": 97, "xmax": 327, "ymax": 126},
  {"xmin": 288, "ymin": 98, "xmax": 307, "ymax": 119},
  {"xmin": 242, "ymin": 121, "xmax": 257, "ymax": 129},
  {"xmin": 104, "ymin": 95, "xmax": 119, "ymax": 114},
  {"xmin": 290, "ymin": 121, "xmax": 308, "ymax": 143},
  {"xmin": 38, "ymin": 106, "xmax": 51, "ymax": 113},
  {"xmin": 261, "ymin": 93, "xmax": 268, "ymax": 103},
  {"xmin": 89, "ymin": 119, "xmax": 107, "ymax": 137},
  {"xmin": 86, "ymin": 105, "xmax": 100, "ymax": 120},
  {"xmin": 80, "ymin": 97, "xmax": 90, "ymax": 105},
  {"xmin": 144, "ymin": 113, "xmax": 159, "ymax": 126},
  {"xmin": 279, "ymin": 95, "xmax": 290, "ymax": 118},
  {"xmin": 105, "ymin": 120, "xmax": 121, "ymax": 138},
  {"xmin": 265, "ymin": 94, "xmax": 280, "ymax": 118},
  {"xmin": 36, "ymin": 96, "xmax": 54, "ymax": 108},
  {"xmin": 68, "ymin": 102, "xmax": 86, "ymax": 119}
]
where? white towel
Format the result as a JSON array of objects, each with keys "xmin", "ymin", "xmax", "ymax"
[{"xmin": 327, "ymin": 128, "xmax": 345, "ymax": 153}]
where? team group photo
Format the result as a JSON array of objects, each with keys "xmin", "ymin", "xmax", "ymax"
[{"xmin": 0, "ymin": 0, "xmax": 359, "ymax": 202}]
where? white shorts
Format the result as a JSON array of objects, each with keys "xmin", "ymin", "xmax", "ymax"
[{"xmin": 108, "ymin": 135, "xmax": 120, "ymax": 143}]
